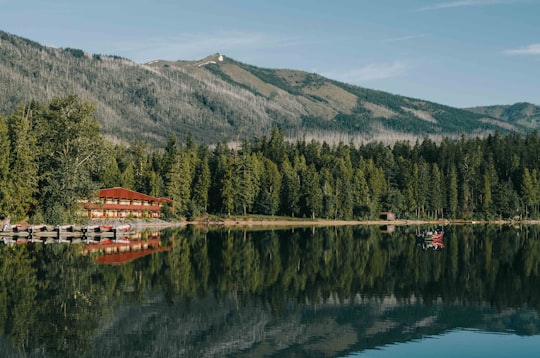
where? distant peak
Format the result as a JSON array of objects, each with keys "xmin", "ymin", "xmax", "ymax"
[{"xmin": 197, "ymin": 53, "xmax": 224, "ymax": 67}]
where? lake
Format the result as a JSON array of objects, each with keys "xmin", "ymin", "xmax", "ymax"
[{"xmin": 1, "ymin": 224, "xmax": 540, "ymax": 357}]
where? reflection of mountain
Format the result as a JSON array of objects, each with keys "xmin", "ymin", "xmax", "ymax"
[
  {"xmin": 90, "ymin": 225, "xmax": 540, "ymax": 357},
  {"xmin": 1, "ymin": 225, "xmax": 540, "ymax": 356},
  {"xmin": 89, "ymin": 292, "xmax": 540, "ymax": 357}
]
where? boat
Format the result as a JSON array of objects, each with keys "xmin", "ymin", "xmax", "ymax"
[
  {"xmin": 2, "ymin": 237, "xmax": 16, "ymax": 245},
  {"xmin": 100, "ymin": 224, "xmax": 132, "ymax": 233},
  {"xmin": 416, "ymin": 229, "xmax": 444, "ymax": 241},
  {"xmin": 7, "ymin": 224, "xmax": 28, "ymax": 232},
  {"xmin": 82, "ymin": 225, "xmax": 100, "ymax": 233},
  {"xmin": 28, "ymin": 224, "xmax": 55, "ymax": 233},
  {"xmin": 416, "ymin": 228, "xmax": 445, "ymax": 251},
  {"xmin": 55, "ymin": 224, "xmax": 77, "ymax": 232},
  {"xmin": 420, "ymin": 238, "xmax": 444, "ymax": 251},
  {"xmin": 114, "ymin": 224, "xmax": 132, "ymax": 232},
  {"xmin": 99, "ymin": 225, "xmax": 115, "ymax": 232},
  {"xmin": 114, "ymin": 236, "xmax": 131, "ymax": 244},
  {"xmin": 29, "ymin": 236, "xmax": 45, "ymax": 243}
]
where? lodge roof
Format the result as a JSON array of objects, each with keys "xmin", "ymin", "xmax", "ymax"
[{"xmin": 99, "ymin": 187, "xmax": 171, "ymax": 203}]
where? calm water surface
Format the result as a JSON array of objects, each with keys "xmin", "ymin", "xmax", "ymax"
[{"xmin": 1, "ymin": 225, "xmax": 540, "ymax": 357}]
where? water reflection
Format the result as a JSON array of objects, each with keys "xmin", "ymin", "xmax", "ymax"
[
  {"xmin": 1, "ymin": 225, "xmax": 540, "ymax": 356},
  {"xmin": 351, "ymin": 329, "xmax": 540, "ymax": 358}
]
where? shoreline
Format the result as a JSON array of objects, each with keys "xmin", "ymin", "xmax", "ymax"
[
  {"xmin": 182, "ymin": 217, "xmax": 540, "ymax": 229},
  {"xmin": 11, "ymin": 217, "xmax": 538, "ymax": 231}
]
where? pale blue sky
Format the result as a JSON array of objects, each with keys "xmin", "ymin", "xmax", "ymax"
[{"xmin": 1, "ymin": 0, "xmax": 539, "ymax": 107}]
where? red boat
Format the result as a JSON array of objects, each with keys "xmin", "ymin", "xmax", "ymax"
[
  {"xmin": 417, "ymin": 229, "xmax": 444, "ymax": 241},
  {"xmin": 98, "ymin": 224, "xmax": 132, "ymax": 233},
  {"xmin": 421, "ymin": 237, "xmax": 444, "ymax": 250},
  {"xmin": 416, "ymin": 228, "xmax": 445, "ymax": 251},
  {"xmin": 99, "ymin": 225, "xmax": 115, "ymax": 232},
  {"xmin": 114, "ymin": 224, "xmax": 132, "ymax": 232}
]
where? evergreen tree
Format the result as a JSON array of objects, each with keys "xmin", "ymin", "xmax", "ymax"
[
  {"xmin": 302, "ymin": 164, "xmax": 322, "ymax": 219},
  {"xmin": 164, "ymin": 155, "xmax": 182, "ymax": 216},
  {"xmin": 161, "ymin": 134, "xmax": 180, "ymax": 179},
  {"xmin": 280, "ymin": 157, "xmax": 300, "ymax": 217},
  {"xmin": 481, "ymin": 156, "xmax": 498, "ymax": 219},
  {"xmin": 0, "ymin": 115, "xmax": 10, "ymax": 218},
  {"xmin": 145, "ymin": 170, "xmax": 163, "ymax": 198},
  {"xmin": 101, "ymin": 152, "xmax": 122, "ymax": 188},
  {"xmin": 255, "ymin": 157, "xmax": 281, "ymax": 215},
  {"xmin": 320, "ymin": 167, "xmax": 336, "ymax": 219},
  {"xmin": 218, "ymin": 153, "xmax": 235, "ymax": 216},
  {"xmin": 176, "ymin": 151, "xmax": 194, "ymax": 216},
  {"xmin": 266, "ymin": 127, "xmax": 287, "ymax": 164},
  {"xmin": 234, "ymin": 152, "xmax": 260, "ymax": 216},
  {"xmin": 430, "ymin": 163, "xmax": 444, "ymax": 219},
  {"xmin": 352, "ymin": 167, "xmax": 370, "ymax": 219},
  {"xmin": 192, "ymin": 148, "xmax": 211, "ymax": 214},
  {"xmin": 333, "ymin": 158, "xmax": 354, "ymax": 219},
  {"xmin": 7, "ymin": 104, "xmax": 39, "ymax": 221},
  {"xmin": 130, "ymin": 141, "xmax": 149, "ymax": 193},
  {"xmin": 120, "ymin": 162, "xmax": 135, "ymax": 190},
  {"xmin": 448, "ymin": 165, "xmax": 459, "ymax": 218}
]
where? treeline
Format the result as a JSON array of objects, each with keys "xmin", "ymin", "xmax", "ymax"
[
  {"xmin": 2, "ymin": 95, "xmax": 540, "ymax": 223},
  {"xmin": 102, "ymin": 126, "xmax": 540, "ymax": 221}
]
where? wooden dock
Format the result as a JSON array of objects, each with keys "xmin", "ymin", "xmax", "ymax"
[
  {"xmin": 0, "ymin": 223, "xmax": 135, "ymax": 244},
  {"xmin": 1, "ymin": 224, "xmax": 170, "ymax": 264}
]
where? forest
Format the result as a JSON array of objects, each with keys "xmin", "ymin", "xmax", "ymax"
[{"xmin": 2, "ymin": 95, "xmax": 540, "ymax": 224}]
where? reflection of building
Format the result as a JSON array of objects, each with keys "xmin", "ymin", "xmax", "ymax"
[
  {"xmin": 380, "ymin": 212, "xmax": 396, "ymax": 221},
  {"xmin": 85, "ymin": 187, "xmax": 173, "ymax": 218}
]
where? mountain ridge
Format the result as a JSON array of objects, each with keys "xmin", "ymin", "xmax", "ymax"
[
  {"xmin": 466, "ymin": 102, "xmax": 540, "ymax": 129},
  {"xmin": 0, "ymin": 30, "xmax": 533, "ymax": 147}
]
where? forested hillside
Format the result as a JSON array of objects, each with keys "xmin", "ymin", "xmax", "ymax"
[
  {"xmin": 467, "ymin": 102, "xmax": 540, "ymax": 129},
  {"xmin": 0, "ymin": 30, "xmax": 526, "ymax": 147},
  {"xmin": 2, "ymin": 96, "xmax": 540, "ymax": 223}
]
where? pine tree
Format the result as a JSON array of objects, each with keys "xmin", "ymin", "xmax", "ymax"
[
  {"xmin": 130, "ymin": 141, "xmax": 149, "ymax": 193},
  {"xmin": 448, "ymin": 165, "xmax": 459, "ymax": 218},
  {"xmin": 352, "ymin": 167, "xmax": 369, "ymax": 219},
  {"xmin": 120, "ymin": 162, "xmax": 135, "ymax": 190},
  {"xmin": 161, "ymin": 134, "xmax": 180, "ymax": 179},
  {"xmin": 430, "ymin": 163, "xmax": 444, "ymax": 219},
  {"xmin": 0, "ymin": 115, "xmax": 10, "ymax": 218},
  {"xmin": 255, "ymin": 157, "xmax": 281, "ymax": 215},
  {"xmin": 302, "ymin": 164, "xmax": 322, "ymax": 219},
  {"xmin": 333, "ymin": 158, "xmax": 354, "ymax": 219},
  {"xmin": 320, "ymin": 167, "xmax": 336, "ymax": 219},
  {"xmin": 101, "ymin": 152, "xmax": 122, "ymax": 188},
  {"xmin": 176, "ymin": 151, "xmax": 194, "ymax": 216},
  {"xmin": 234, "ymin": 152, "xmax": 260, "ymax": 216},
  {"xmin": 192, "ymin": 149, "xmax": 211, "ymax": 214},
  {"xmin": 7, "ymin": 104, "xmax": 39, "ymax": 221},
  {"xmin": 218, "ymin": 153, "xmax": 235, "ymax": 216},
  {"xmin": 280, "ymin": 157, "xmax": 300, "ymax": 217}
]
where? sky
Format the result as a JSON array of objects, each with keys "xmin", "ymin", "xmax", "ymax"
[{"xmin": 1, "ymin": 0, "xmax": 539, "ymax": 108}]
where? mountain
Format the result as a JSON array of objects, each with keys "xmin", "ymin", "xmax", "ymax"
[
  {"xmin": 0, "ymin": 30, "xmax": 529, "ymax": 147},
  {"xmin": 466, "ymin": 102, "xmax": 540, "ymax": 129}
]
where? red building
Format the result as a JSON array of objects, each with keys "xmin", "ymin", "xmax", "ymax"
[{"xmin": 85, "ymin": 187, "xmax": 173, "ymax": 218}]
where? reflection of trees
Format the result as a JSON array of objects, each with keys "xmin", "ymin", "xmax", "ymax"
[
  {"xmin": 2, "ymin": 225, "xmax": 540, "ymax": 354},
  {"xmin": 32, "ymin": 244, "xmax": 109, "ymax": 357},
  {"xmin": 0, "ymin": 245, "xmax": 37, "ymax": 351}
]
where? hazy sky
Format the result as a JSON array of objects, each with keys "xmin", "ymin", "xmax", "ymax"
[{"xmin": 1, "ymin": 0, "xmax": 539, "ymax": 107}]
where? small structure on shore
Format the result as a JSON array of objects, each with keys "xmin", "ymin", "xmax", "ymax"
[{"xmin": 380, "ymin": 212, "xmax": 396, "ymax": 221}]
